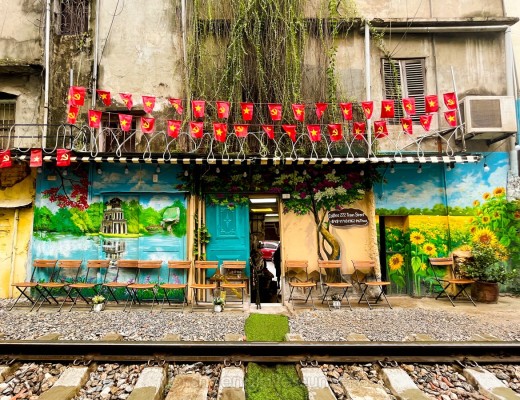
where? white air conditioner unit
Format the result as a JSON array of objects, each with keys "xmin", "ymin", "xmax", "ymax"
[{"xmin": 458, "ymin": 96, "xmax": 517, "ymax": 141}]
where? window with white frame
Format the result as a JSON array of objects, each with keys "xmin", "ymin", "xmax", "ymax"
[{"xmin": 382, "ymin": 58, "xmax": 426, "ymax": 123}]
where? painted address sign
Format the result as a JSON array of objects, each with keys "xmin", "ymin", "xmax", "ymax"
[{"xmin": 328, "ymin": 208, "xmax": 369, "ymax": 227}]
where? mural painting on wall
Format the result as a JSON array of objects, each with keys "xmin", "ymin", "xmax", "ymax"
[
  {"xmin": 375, "ymin": 153, "xmax": 519, "ymax": 296},
  {"xmin": 33, "ymin": 163, "xmax": 188, "ymax": 293}
]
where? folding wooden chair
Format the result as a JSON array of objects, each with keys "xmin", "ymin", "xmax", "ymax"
[
  {"xmin": 64, "ymin": 260, "xmax": 110, "ymax": 312},
  {"xmin": 125, "ymin": 260, "xmax": 162, "ymax": 312},
  {"xmin": 37, "ymin": 260, "xmax": 83, "ymax": 312},
  {"xmin": 159, "ymin": 260, "xmax": 191, "ymax": 311},
  {"xmin": 285, "ymin": 260, "xmax": 316, "ymax": 310},
  {"xmin": 9, "ymin": 259, "xmax": 58, "ymax": 311},
  {"xmin": 428, "ymin": 257, "xmax": 476, "ymax": 307},
  {"xmin": 220, "ymin": 260, "xmax": 248, "ymax": 310},
  {"xmin": 191, "ymin": 260, "xmax": 218, "ymax": 312},
  {"xmin": 102, "ymin": 259, "xmax": 139, "ymax": 306},
  {"xmin": 351, "ymin": 260, "xmax": 392, "ymax": 309},
  {"xmin": 318, "ymin": 260, "xmax": 352, "ymax": 311}
]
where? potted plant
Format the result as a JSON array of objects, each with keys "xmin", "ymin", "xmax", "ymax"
[
  {"xmin": 91, "ymin": 295, "xmax": 106, "ymax": 312},
  {"xmin": 331, "ymin": 293, "xmax": 342, "ymax": 309},
  {"xmin": 459, "ymin": 242, "xmax": 515, "ymax": 303},
  {"xmin": 213, "ymin": 296, "xmax": 225, "ymax": 312}
]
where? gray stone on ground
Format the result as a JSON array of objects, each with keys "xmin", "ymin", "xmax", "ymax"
[{"xmin": 166, "ymin": 373, "xmax": 209, "ymax": 400}]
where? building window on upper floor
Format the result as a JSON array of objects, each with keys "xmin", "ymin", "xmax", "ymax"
[
  {"xmin": 382, "ymin": 58, "xmax": 426, "ymax": 124},
  {"xmin": 0, "ymin": 93, "xmax": 16, "ymax": 140},
  {"xmin": 57, "ymin": 0, "xmax": 89, "ymax": 35}
]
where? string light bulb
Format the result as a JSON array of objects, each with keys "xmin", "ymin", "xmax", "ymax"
[
  {"xmin": 37, "ymin": 167, "xmax": 42, "ymax": 174},
  {"xmin": 97, "ymin": 166, "xmax": 103, "ymax": 175},
  {"xmin": 417, "ymin": 164, "xmax": 422, "ymax": 174},
  {"xmin": 446, "ymin": 163, "xmax": 452, "ymax": 171},
  {"xmin": 62, "ymin": 169, "xmax": 68, "ymax": 176},
  {"xmin": 124, "ymin": 166, "xmax": 129, "ymax": 175},
  {"xmin": 360, "ymin": 170, "xmax": 365, "ymax": 176},
  {"xmin": 483, "ymin": 163, "xmax": 490, "ymax": 172},
  {"xmin": 390, "ymin": 164, "xmax": 395, "ymax": 174},
  {"xmin": 216, "ymin": 167, "xmax": 220, "ymax": 173},
  {"xmin": 156, "ymin": 165, "xmax": 161, "ymax": 174},
  {"xmin": 243, "ymin": 172, "xmax": 247, "ymax": 177},
  {"xmin": 184, "ymin": 170, "xmax": 189, "ymax": 177}
]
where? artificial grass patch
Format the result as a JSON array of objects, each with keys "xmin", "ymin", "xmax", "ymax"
[
  {"xmin": 245, "ymin": 363, "xmax": 308, "ymax": 400},
  {"xmin": 244, "ymin": 314, "xmax": 289, "ymax": 342}
]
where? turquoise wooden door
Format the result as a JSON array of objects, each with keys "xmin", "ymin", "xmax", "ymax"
[{"xmin": 205, "ymin": 203, "xmax": 250, "ymax": 277}]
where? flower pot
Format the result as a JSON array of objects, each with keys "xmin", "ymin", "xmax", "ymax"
[
  {"xmin": 471, "ymin": 281, "xmax": 499, "ymax": 304},
  {"xmin": 332, "ymin": 300, "xmax": 341, "ymax": 309},
  {"xmin": 92, "ymin": 303, "xmax": 104, "ymax": 312},
  {"xmin": 214, "ymin": 304, "xmax": 222, "ymax": 313}
]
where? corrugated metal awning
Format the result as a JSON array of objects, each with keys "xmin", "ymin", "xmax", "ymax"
[{"xmin": 0, "ymin": 198, "xmax": 33, "ymax": 208}]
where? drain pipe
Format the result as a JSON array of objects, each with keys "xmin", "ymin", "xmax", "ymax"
[
  {"xmin": 8, "ymin": 209, "xmax": 20, "ymax": 297},
  {"xmin": 42, "ymin": 0, "xmax": 51, "ymax": 149},
  {"xmin": 92, "ymin": 0, "xmax": 100, "ymax": 108},
  {"xmin": 365, "ymin": 21, "xmax": 372, "ymax": 156}
]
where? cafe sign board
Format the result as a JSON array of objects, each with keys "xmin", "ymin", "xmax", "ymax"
[{"xmin": 328, "ymin": 208, "xmax": 369, "ymax": 228}]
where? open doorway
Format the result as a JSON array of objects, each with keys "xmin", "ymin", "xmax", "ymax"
[{"xmin": 249, "ymin": 196, "xmax": 280, "ymax": 303}]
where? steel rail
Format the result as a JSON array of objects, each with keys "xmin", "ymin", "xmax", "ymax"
[{"xmin": 1, "ymin": 341, "xmax": 520, "ymax": 364}]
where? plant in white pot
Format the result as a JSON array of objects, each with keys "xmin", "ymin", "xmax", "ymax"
[
  {"xmin": 213, "ymin": 296, "xmax": 225, "ymax": 312},
  {"xmin": 91, "ymin": 295, "xmax": 106, "ymax": 312},
  {"xmin": 331, "ymin": 293, "xmax": 342, "ymax": 309},
  {"xmin": 459, "ymin": 242, "xmax": 516, "ymax": 303}
]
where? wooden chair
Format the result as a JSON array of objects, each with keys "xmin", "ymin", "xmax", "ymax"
[
  {"xmin": 428, "ymin": 257, "xmax": 476, "ymax": 306},
  {"xmin": 191, "ymin": 260, "xmax": 218, "ymax": 312},
  {"xmin": 9, "ymin": 259, "xmax": 58, "ymax": 311},
  {"xmin": 102, "ymin": 259, "xmax": 139, "ymax": 306},
  {"xmin": 37, "ymin": 260, "xmax": 83, "ymax": 312},
  {"xmin": 351, "ymin": 260, "xmax": 392, "ymax": 309},
  {"xmin": 285, "ymin": 260, "xmax": 316, "ymax": 310},
  {"xmin": 64, "ymin": 260, "xmax": 110, "ymax": 312},
  {"xmin": 220, "ymin": 260, "xmax": 248, "ymax": 310},
  {"xmin": 125, "ymin": 260, "xmax": 162, "ymax": 311},
  {"xmin": 318, "ymin": 260, "xmax": 352, "ymax": 311},
  {"xmin": 159, "ymin": 260, "xmax": 191, "ymax": 311}
]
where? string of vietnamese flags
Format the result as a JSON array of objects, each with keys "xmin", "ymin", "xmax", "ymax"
[{"xmin": 65, "ymin": 86, "xmax": 460, "ymax": 143}]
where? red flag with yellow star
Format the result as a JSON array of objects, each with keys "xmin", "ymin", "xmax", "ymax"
[
  {"xmin": 292, "ymin": 104, "xmax": 305, "ymax": 122},
  {"xmin": 282, "ymin": 124, "xmax": 297, "ymax": 142},
  {"xmin": 167, "ymin": 120, "xmax": 181, "ymax": 138},
  {"xmin": 234, "ymin": 124, "xmax": 248, "ymax": 138},
  {"xmin": 190, "ymin": 121, "xmax": 204, "ymax": 138},
  {"xmin": 268, "ymin": 103, "xmax": 282, "ymax": 121},
  {"xmin": 119, "ymin": 114, "xmax": 132, "ymax": 132},
  {"xmin": 262, "ymin": 124, "xmax": 275, "ymax": 139},
  {"xmin": 420, "ymin": 114, "xmax": 433, "ymax": 131},
  {"xmin": 67, "ymin": 105, "xmax": 79, "ymax": 124},
  {"xmin": 361, "ymin": 101, "xmax": 374, "ymax": 119},
  {"xmin": 56, "ymin": 149, "xmax": 71, "ymax": 167},
  {"xmin": 374, "ymin": 120, "xmax": 388, "ymax": 138},
  {"xmin": 339, "ymin": 102, "xmax": 353, "ymax": 121},
  {"xmin": 443, "ymin": 92, "xmax": 457, "ymax": 110},
  {"xmin": 192, "ymin": 100, "xmax": 205, "ymax": 118},
  {"xmin": 119, "ymin": 93, "xmax": 133, "ymax": 110},
  {"xmin": 88, "ymin": 110, "xmax": 102, "ymax": 128},
  {"xmin": 96, "ymin": 90, "xmax": 111, "ymax": 106},
  {"xmin": 0, "ymin": 150, "xmax": 12, "ymax": 168},
  {"xmin": 380, "ymin": 100, "xmax": 395, "ymax": 119},
  {"xmin": 307, "ymin": 124, "xmax": 321, "ymax": 142},
  {"xmin": 142, "ymin": 96, "xmax": 156, "ymax": 114},
  {"xmin": 213, "ymin": 123, "xmax": 227, "ymax": 142},
  {"xmin": 444, "ymin": 110, "xmax": 457, "ymax": 127},
  {"xmin": 425, "ymin": 95, "xmax": 439, "ymax": 113},
  {"xmin": 327, "ymin": 124, "xmax": 343, "ymax": 142},
  {"xmin": 401, "ymin": 118, "xmax": 413, "ymax": 135},
  {"xmin": 402, "ymin": 98, "xmax": 416, "ymax": 115},
  {"xmin": 315, "ymin": 103, "xmax": 327, "ymax": 119},
  {"xmin": 30, "ymin": 149, "xmax": 42, "ymax": 167},
  {"xmin": 216, "ymin": 101, "xmax": 230, "ymax": 119},
  {"xmin": 68, "ymin": 86, "xmax": 86, "ymax": 107},
  {"xmin": 352, "ymin": 122, "xmax": 366, "ymax": 140},
  {"xmin": 141, "ymin": 117, "xmax": 155, "ymax": 134},
  {"xmin": 241, "ymin": 102, "xmax": 254, "ymax": 121},
  {"xmin": 169, "ymin": 98, "xmax": 183, "ymax": 115}
]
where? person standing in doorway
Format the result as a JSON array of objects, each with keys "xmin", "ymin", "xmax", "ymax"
[{"xmin": 272, "ymin": 244, "xmax": 281, "ymax": 288}]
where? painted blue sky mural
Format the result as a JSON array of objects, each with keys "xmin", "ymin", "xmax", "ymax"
[{"xmin": 375, "ymin": 152, "xmax": 509, "ymax": 211}]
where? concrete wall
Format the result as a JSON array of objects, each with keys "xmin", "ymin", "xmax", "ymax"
[{"xmin": 0, "ymin": 0, "xmax": 43, "ymax": 64}]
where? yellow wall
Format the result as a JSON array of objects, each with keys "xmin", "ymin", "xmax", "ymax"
[
  {"xmin": 0, "ymin": 172, "xmax": 35, "ymax": 298},
  {"xmin": 280, "ymin": 191, "xmax": 379, "ymax": 277}
]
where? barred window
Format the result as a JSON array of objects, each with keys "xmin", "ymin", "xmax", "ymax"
[
  {"xmin": 0, "ymin": 93, "xmax": 16, "ymax": 140},
  {"xmin": 59, "ymin": 0, "xmax": 89, "ymax": 35},
  {"xmin": 382, "ymin": 58, "xmax": 426, "ymax": 124}
]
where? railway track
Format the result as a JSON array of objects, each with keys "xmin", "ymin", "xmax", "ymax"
[{"xmin": 1, "ymin": 339, "xmax": 520, "ymax": 399}]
